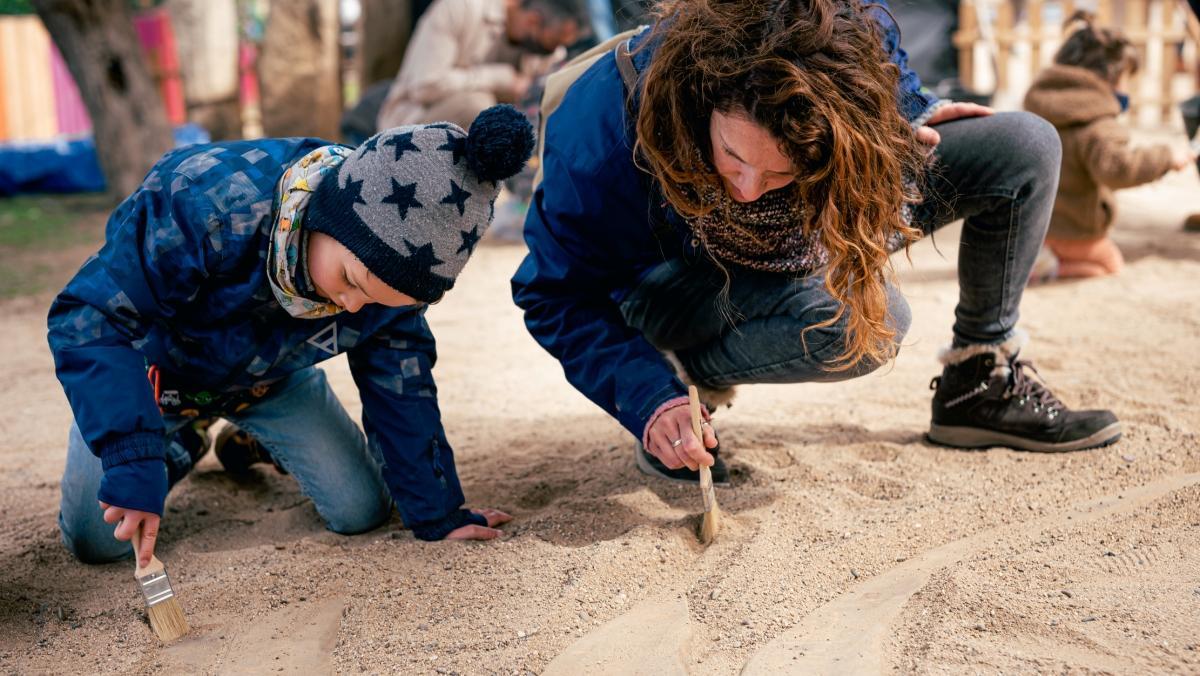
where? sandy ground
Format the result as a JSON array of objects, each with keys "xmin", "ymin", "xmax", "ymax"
[{"xmin": 1, "ymin": 157, "xmax": 1199, "ymax": 675}]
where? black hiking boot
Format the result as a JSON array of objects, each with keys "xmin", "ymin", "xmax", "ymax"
[
  {"xmin": 927, "ymin": 350, "xmax": 1121, "ymax": 452},
  {"xmin": 214, "ymin": 422, "xmax": 288, "ymax": 475},
  {"xmin": 635, "ymin": 442, "xmax": 730, "ymax": 485}
]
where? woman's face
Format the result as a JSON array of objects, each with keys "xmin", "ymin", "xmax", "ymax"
[
  {"xmin": 709, "ymin": 110, "xmax": 796, "ymax": 203},
  {"xmin": 307, "ymin": 232, "xmax": 421, "ymax": 313}
]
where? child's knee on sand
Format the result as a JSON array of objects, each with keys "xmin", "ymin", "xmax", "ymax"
[{"xmin": 1047, "ymin": 236, "xmax": 1124, "ymax": 277}]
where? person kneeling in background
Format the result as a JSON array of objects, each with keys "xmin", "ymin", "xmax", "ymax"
[
  {"xmin": 49, "ymin": 106, "xmax": 533, "ymax": 568},
  {"xmin": 1024, "ymin": 11, "xmax": 1195, "ymax": 281}
]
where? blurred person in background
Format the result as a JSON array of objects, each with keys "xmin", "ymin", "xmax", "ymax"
[
  {"xmin": 376, "ymin": 0, "xmax": 589, "ymax": 131},
  {"xmin": 1024, "ymin": 12, "xmax": 1196, "ymax": 280}
]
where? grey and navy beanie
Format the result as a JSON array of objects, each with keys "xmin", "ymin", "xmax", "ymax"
[{"xmin": 306, "ymin": 105, "xmax": 535, "ymax": 303}]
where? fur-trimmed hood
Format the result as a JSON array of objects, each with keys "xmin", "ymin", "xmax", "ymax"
[{"xmin": 1024, "ymin": 64, "xmax": 1121, "ymax": 128}]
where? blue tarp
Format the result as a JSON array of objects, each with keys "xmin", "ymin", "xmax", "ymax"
[{"xmin": 0, "ymin": 124, "xmax": 210, "ymax": 196}]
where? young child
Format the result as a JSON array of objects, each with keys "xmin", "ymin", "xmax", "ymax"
[
  {"xmin": 49, "ymin": 105, "xmax": 534, "ymax": 568},
  {"xmin": 1024, "ymin": 12, "xmax": 1194, "ymax": 280}
]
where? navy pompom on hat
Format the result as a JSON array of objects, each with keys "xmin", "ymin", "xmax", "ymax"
[{"xmin": 306, "ymin": 105, "xmax": 534, "ymax": 303}]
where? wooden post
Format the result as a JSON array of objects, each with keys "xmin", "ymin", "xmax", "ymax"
[
  {"xmin": 997, "ymin": 0, "xmax": 1016, "ymax": 94},
  {"xmin": 1159, "ymin": 0, "xmax": 1178, "ymax": 123},
  {"xmin": 1128, "ymin": 0, "xmax": 1149, "ymax": 120},
  {"xmin": 31, "ymin": 0, "xmax": 173, "ymax": 199},
  {"xmin": 955, "ymin": 0, "xmax": 978, "ymax": 91},
  {"xmin": 1029, "ymin": 0, "xmax": 1044, "ymax": 70}
]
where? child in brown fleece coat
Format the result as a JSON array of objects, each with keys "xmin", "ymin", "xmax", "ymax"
[{"xmin": 1024, "ymin": 12, "xmax": 1195, "ymax": 279}]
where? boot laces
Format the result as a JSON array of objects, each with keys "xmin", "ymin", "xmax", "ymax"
[{"xmin": 1005, "ymin": 360, "xmax": 1062, "ymax": 416}]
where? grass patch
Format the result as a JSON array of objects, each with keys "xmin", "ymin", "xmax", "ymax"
[{"xmin": 0, "ymin": 194, "xmax": 112, "ymax": 298}]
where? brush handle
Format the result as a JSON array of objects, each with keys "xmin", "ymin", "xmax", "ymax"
[
  {"xmin": 688, "ymin": 386, "xmax": 716, "ymax": 510},
  {"xmin": 129, "ymin": 521, "xmax": 165, "ymax": 577}
]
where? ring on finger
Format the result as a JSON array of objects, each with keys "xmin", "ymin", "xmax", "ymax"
[{"xmin": 671, "ymin": 438, "xmax": 683, "ymax": 448}]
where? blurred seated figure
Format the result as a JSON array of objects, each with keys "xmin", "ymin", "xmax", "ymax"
[
  {"xmin": 377, "ymin": 0, "xmax": 588, "ymax": 130},
  {"xmin": 1024, "ymin": 12, "xmax": 1194, "ymax": 280}
]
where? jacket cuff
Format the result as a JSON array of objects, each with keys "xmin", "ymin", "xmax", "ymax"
[
  {"xmin": 98, "ymin": 458, "xmax": 169, "ymax": 516},
  {"xmin": 410, "ymin": 508, "xmax": 487, "ymax": 541},
  {"xmin": 97, "ymin": 432, "xmax": 165, "ymax": 471},
  {"xmin": 911, "ymin": 98, "xmax": 952, "ymax": 130}
]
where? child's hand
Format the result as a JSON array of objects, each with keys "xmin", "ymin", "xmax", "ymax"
[
  {"xmin": 1170, "ymin": 145, "xmax": 1197, "ymax": 171},
  {"xmin": 445, "ymin": 508, "xmax": 512, "ymax": 540},
  {"xmin": 100, "ymin": 502, "xmax": 160, "ymax": 568}
]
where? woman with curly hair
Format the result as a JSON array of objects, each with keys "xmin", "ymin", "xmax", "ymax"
[{"xmin": 512, "ymin": 0, "xmax": 1122, "ymax": 483}]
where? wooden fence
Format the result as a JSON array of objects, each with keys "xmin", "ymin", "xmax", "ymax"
[{"xmin": 954, "ymin": 0, "xmax": 1200, "ymax": 125}]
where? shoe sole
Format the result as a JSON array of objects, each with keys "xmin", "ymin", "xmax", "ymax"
[
  {"xmin": 927, "ymin": 422, "xmax": 1123, "ymax": 453},
  {"xmin": 634, "ymin": 447, "xmax": 731, "ymax": 486}
]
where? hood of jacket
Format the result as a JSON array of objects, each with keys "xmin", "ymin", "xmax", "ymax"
[{"xmin": 1024, "ymin": 64, "xmax": 1122, "ymax": 128}]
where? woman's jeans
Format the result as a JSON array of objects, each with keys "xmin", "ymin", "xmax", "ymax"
[
  {"xmin": 59, "ymin": 366, "xmax": 392, "ymax": 563},
  {"xmin": 620, "ymin": 111, "xmax": 1062, "ymax": 389}
]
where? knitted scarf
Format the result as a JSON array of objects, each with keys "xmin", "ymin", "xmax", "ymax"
[{"xmin": 688, "ymin": 185, "xmax": 828, "ymax": 274}]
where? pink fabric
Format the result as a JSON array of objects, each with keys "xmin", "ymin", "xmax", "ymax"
[
  {"xmin": 133, "ymin": 9, "xmax": 186, "ymax": 125},
  {"xmin": 50, "ymin": 43, "xmax": 90, "ymax": 135},
  {"xmin": 239, "ymin": 43, "xmax": 260, "ymax": 106}
]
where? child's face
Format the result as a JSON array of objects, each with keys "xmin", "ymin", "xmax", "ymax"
[{"xmin": 307, "ymin": 232, "xmax": 422, "ymax": 313}]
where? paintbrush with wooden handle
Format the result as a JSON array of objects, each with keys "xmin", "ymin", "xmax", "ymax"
[
  {"xmin": 130, "ymin": 523, "xmax": 188, "ymax": 641},
  {"xmin": 689, "ymin": 386, "xmax": 721, "ymax": 544}
]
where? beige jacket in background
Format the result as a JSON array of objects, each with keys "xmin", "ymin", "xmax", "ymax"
[
  {"xmin": 376, "ymin": 0, "xmax": 547, "ymax": 129},
  {"xmin": 1024, "ymin": 64, "xmax": 1174, "ymax": 240}
]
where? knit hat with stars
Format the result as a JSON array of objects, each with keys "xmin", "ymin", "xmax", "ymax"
[{"xmin": 306, "ymin": 104, "xmax": 534, "ymax": 303}]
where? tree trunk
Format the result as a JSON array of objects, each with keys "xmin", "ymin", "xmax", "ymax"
[
  {"xmin": 358, "ymin": 0, "xmax": 411, "ymax": 88},
  {"xmin": 32, "ymin": 0, "xmax": 173, "ymax": 199},
  {"xmin": 166, "ymin": 0, "xmax": 241, "ymax": 141},
  {"xmin": 258, "ymin": 0, "xmax": 342, "ymax": 139}
]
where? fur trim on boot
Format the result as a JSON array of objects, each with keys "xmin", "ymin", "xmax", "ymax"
[
  {"xmin": 663, "ymin": 351, "xmax": 738, "ymax": 409},
  {"xmin": 938, "ymin": 329, "xmax": 1028, "ymax": 378}
]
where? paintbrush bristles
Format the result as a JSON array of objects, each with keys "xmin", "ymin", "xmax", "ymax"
[
  {"xmin": 146, "ymin": 596, "xmax": 189, "ymax": 641},
  {"xmin": 699, "ymin": 498, "xmax": 722, "ymax": 545}
]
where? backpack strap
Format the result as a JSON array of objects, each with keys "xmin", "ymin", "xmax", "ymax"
[
  {"xmin": 613, "ymin": 34, "xmax": 679, "ymax": 247},
  {"xmin": 614, "ymin": 37, "xmax": 639, "ymax": 95}
]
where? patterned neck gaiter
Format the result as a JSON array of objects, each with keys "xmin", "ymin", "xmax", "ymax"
[{"xmin": 267, "ymin": 145, "xmax": 352, "ymax": 319}]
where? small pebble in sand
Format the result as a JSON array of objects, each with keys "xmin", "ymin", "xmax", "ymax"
[
  {"xmin": 1082, "ymin": 616, "xmax": 1098, "ymax": 623},
  {"xmin": 1121, "ymin": 455, "xmax": 1135, "ymax": 463},
  {"xmin": 1061, "ymin": 590, "xmax": 1073, "ymax": 598},
  {"xmin": 850, "ymin": 569, "xmax": 859, "ymax": 580},
  {"xmin": 710, "ymin": 589, "xmax": 722, "ymax": 600},
  {"xmin": 517, "ymin": 630, "xmax": 526, "ymax": 638}
]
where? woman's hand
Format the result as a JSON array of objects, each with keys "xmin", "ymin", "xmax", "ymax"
[
  {"xmin": 916, "ymin": 102, "xmax": 995, "ymax": 147},
  {"xmin": 445, "ymin": 508, "xmax": 512, "ymax": 541},
  {"xmin": 100, "ymin": 502, "xmax": 159, "ymax": 568},
  {"xmin": 646, "ymin": 404, "xmax": 718, "ymax": 471}
]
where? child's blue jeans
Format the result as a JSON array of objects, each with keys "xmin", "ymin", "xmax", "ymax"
[{"xmin": 58, "ymin": 366, "xmax": 393, "ymax": 563}]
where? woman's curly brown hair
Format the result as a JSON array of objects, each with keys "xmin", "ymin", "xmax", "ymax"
[{"xmin": 634, "ymin": 0, "xmax": 927, "ymax": 370}]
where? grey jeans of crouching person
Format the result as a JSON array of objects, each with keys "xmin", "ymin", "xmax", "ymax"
[{"xmin": 619, "ymin": 111, "xmax": 1062, "ymax": 389}]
